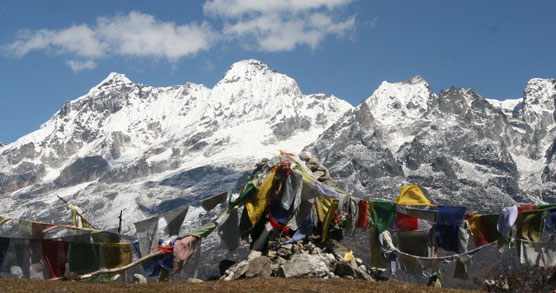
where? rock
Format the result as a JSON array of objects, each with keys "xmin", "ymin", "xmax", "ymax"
[
  {"xmin": 310, "ymin": 260, "xmax": 331, "ymax": 278},
  {"xmin": 355, "ymin": 258, "xmax": 363, "ymax": 266},
  {"xmin": 110, "ymin": 274, "xmax": 121, "ymax": 281},
  {"xmin": 298, "ymin": 152, "xmax": 312, "ymax": 162},
  {"xmin": 335, "ymin": 260, "xmax": 355, "ymax": 278},
  {"xmin": 279, "ymin": 254, "xmax": 316, "ymax": 278},
  {"xmin": 276, "ymin": 247, "xmax": 291, "ymax": 258},
  {"xmin": 267, "ymin": 250, "xmax": 277, "ymax": 258},
  {"xmin": 245, "ymin": 256, "xmax": 272, "ymax": 278},
  {"xmin": 326, "ymin": 239, "xmax": 348, "ymax": 259},
  {"xmin": 248, "ymin": 250, "xmax": 262, "ymax": 260},
  {"xmin": 312, "ymin": 170, "xmax": 325, "ymax": 179},
  {"xmin": 9, "ymin": 266, "xmax": 23, "ymax": 279},
  {"xmin": 277, "ymin": 256, "xmax": 287, "ymax": 265},
  {"xmin": 281, "ymin": 243, "xmax": 293, "ymax": 250},
  {"xmin": 133, "ymin": 274, "xmax": 147, "ymax": 284},
  {"xmin": 355, "ymin": 267, "xmax": 375, "ymax": 281},
  {"xmin": 187, "ymin": 278, "xmax": 204, "ymax": 283},
  {"xmin": 222, "ymin": 260, "xmax": 249, "ymax": 281}
]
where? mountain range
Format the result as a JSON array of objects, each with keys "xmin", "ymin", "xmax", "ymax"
[{"xmin": 1, "ymin": 58, "xmax": 555, "ymax": 244}]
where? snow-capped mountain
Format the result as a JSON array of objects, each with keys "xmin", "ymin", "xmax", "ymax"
[
  {"xmin": 0, "ymin": 59, "xmax": 352, "ymax": 233},
  {"xmin": 305, "ymin": 76, "xmax": 556, "ymax": 212}
]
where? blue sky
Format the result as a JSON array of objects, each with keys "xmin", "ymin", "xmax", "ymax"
[{"xmin": 1, "ymin": 0, "xmax": 555, "ymax": 144}]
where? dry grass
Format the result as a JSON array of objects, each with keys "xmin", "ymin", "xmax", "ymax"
[{"xmin": 0, "ymin": 277, "xmax": 478, "ymax": 292}]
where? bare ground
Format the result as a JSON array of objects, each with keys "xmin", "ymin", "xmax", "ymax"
[{"xmin": 0, "ymin": 277, "xmax": 479, "ymax": 292}]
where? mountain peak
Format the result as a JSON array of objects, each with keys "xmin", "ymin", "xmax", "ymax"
[
  {"xmin": 403, "ymin": 75, "xmax": 427, "ymax": 85},
  {"xmin": 221, "ymin": 59, "xmax": 272, "ymax": 82},
  {"xmin": 365, "ymin": 76, "xmax": 434, "ymax": 126},
  {"xmin": 92, "ymin": 72, "xmax": 133, "ymax": 90}
]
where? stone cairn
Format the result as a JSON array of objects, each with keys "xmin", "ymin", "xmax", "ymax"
[
  {"xmin": 220, "ymin": 152, "xmax": 376, "ymax": 281},
  {"xmin": 220, "ymin": 238, "xmax": 375, "ymax": 281}
]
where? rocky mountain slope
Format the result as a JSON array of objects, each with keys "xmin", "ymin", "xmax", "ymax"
[
  {"xmin": 0, "ymin": 59, "xmax": 352, "ymax": 234},
  {"xmin": 305, "ymin": 76, "xmax": 556, "ymax": 212}
]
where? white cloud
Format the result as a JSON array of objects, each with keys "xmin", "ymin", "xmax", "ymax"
[
  {"xmin": 3, "ymin": 1, "xmax": 359, "ymax": 70},
  {"xmin": 3, "ymin": 11, "xmax": 215, "ymax": 70},
  {"xmin": 203, "ymin": 0, "xmax": 353, "ymax": 17},
  {"xmin": 66, "ymin": 60, "xmax": 97, "ymax": 72},
  {"xmin": 203, "ymin": 0, "xmax": 356, "ymax": 52},
  {"xmin": 95, "ymin": 12, "xmax": 215, "ymax": 61},
  {"xmin": 5, "ymin": 25, "xmax": 104, "ymax": 58}
]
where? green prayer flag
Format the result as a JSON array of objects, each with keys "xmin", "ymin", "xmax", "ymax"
[
  {"xmin": 186, "ymin": 222, "xmax": 217, "ymax": 238},
  {"xmin": 371, "ymin": 201, "xmax": 396, "ymax": 234},
  {"xmin": 68, "ymin": 242, "xmax": 100, "ymax": 275}
]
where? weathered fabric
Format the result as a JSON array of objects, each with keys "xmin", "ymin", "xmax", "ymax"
[
  {"xmin": 372, "ymin": 201, "xmax": 396, "ymax": 234},
  {"xmin": 497, "ymin": 205, "xmax": 518, "ymax": 238},
  {"xmin": 41, "ymin": 239, "xmax": 69, "ymax": 278},
  {"xmin": 396, "ymin": 212, "xmax": 418, "ymax": 231},
  {"xmin": 251, "ymin": 222, "xmax": 272, "ymax": 251},
  {"xmin": 278, "ymin": 168, "xmax": 303, "ymax": 211},
  {"xmin": 71, "ymin": 205, "xmax": 91, "ymax": 228},
  {"xmin": 357, "ymin": 200, "xmax": 368, "ymax": 228},
  {"xmin": 435, "ymin": 206, "xmax": 466, "ymax": 253},
  {"xmin": 518, "ymin": 205, "xmax": 536, "ymax": 212},
  {"xmin": 91, "ymin": 232, "xmax": 120, "ymax": 243},
  {"xmin": 378, "ymin": 230, "xmax": 397, "ymax": 275},
  {"xmin": 19, "ymin": 221, "xmax": 57, "ymax": 239},
  {"xmin": 396, "ymin": 206, "xmax": 437, "ymax": 223},
  {"xmin": 230, "ymin": 182, "xmax": 255, "ymax": 209},
  {"xmin": 453, "ymin": 220, "xmax": 471, "ymax": 279},
  {"xmin": 315, "ymin": 181, "xmax": 340, "ymax": 198},
  {"xmin": 101, "ymin": 243, "xmax": 132, "ymax": 269},
  {"xmin": 201, "ymin": 191, "xmax": 228, "ymax": 211},
  {"xmin": 246, "ymin": 167, "xmax": 278, "ymax": 227},
  {"xmin": 369, "ymin": 225, "xmax": 381, "ymax": 268},
  {"xmin": 396, "ymin": 229, "xmax": 437, "ymax": 277},
  {"xmin": 0, "ymin": 238, "xmax": 29, "ymax": 278},
  {"xmin": 161, "ymin": 206, "xmax": 189, "ymax": 236},
  {"xmin": 515, "ymin": 210, "xmax": 543, "ymax": 242},
  {"xmin": 395, "ymin": 185, "xmax": 433, "ymax": 206},
  {"xmin": 134, "ymin": 217, "xmax": 159, "ymax": 258},
  {"xmin": 186, "ymin": 222, "xmax": 217, "ymax": 239},
  {"xmin": 315, "ymin": 196, "xmax": 336, "ymax": 224},
  {"xmin": 281, "ymin": 210, "xmax": 314, "ymax": 245},
  {"xmin": 321, "ymin": 199, "xmax": 338, "ymax": 243},
  {"xmin": 454, "ymin": 254, "xmax": 470, "ymax": 279},
  {"xmin": 396, "ymin": 229, "xmax": 435, "ymax": 257},
  {"xmin": 287, "ymin": 180, "xmax": 315, "ymax": 231},
  {"xmin": 519, "ymin": 240, "xmax": 556, "ymax": 267},
  {"xmin": 28, "ymin": 239, "xmax": 47, "ymax": 280},
  {"xmin": 544, "ymin": 209, "xmax": 556, "ymax": 234},
  {"xmin": 342, "ymin": 196, "xmax": 359, "ymax": 237},
  {"xmin": 68, "ymin": 242, "xmax": 100, "ymax": 275},
  {"xmin": 467, "ymin": 214, "xmax": 502, "ymax": 246},
  {"xmin": 0, "ymin": 238, "xmax": 9, "ymax": 267},
  {"xmin": 217, "ymin": 208, "xmax": 240, "ymax": 250}
]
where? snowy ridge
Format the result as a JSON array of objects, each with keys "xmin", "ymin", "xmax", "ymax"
[
  {"xmin": 306, "ymin": 76, "xmax": 556, "ymax": 212},
  {"xmin": 366, "ymin": 75, "xmax": 433, "ymax": 126},
  {"xmin": 0, "ymin": 59, "xmax": 352, "ymax": 234}
]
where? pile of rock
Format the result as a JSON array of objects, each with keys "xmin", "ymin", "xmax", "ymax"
[
  {"xmin": 298, "ymin": 151, "xmax": 335, "ymax": 185},
  {"xmin": 220, "ymin": 239, "xmax": 374, "ymax": 281}
]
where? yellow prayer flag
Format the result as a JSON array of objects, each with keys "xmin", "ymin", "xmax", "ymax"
[
  {"xmin": 395, "ymin": 185, "xmax": 433, "ymax": 206},
  {"xmin": 245, "ymin": 166, "xmax": 278, "ymax": 227}
]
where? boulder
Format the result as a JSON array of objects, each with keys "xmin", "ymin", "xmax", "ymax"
[
  {"xmin": 245, "ymin": 256, "xmax": 272, "ymax": 278},
  {"xmin": 279, "ymin": 253, "xmax": 333, "ymax": 278}
]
